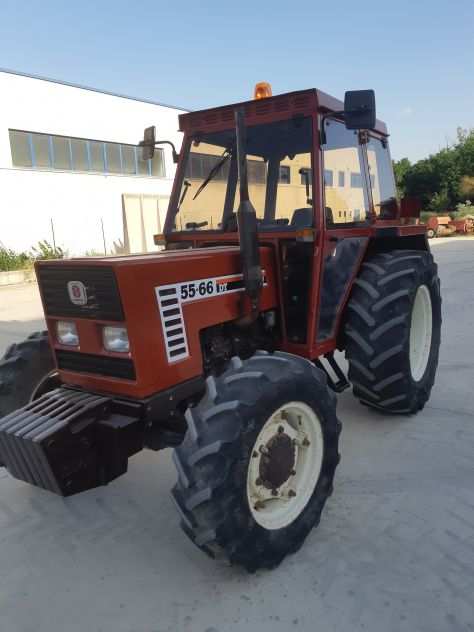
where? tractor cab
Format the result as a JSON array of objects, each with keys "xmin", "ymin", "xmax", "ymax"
[{"xmin": 146, "ymin": 85, "xmax": 414, "ymax": 360}]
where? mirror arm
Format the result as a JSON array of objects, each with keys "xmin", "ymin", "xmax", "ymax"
[
  {"xmin": 320, "ymin": 106, "xmax": 374, "ymax": 144},
  {"xmin": 320, "ymin": 111, "xmax": 345, "ymax": 145},
  {"xmin": 154, "ymin": 140, "xmax": 179, "ymax": 163},
  {"xmin": 139, "ymin": 139, "xmax": 180, "ymax": 163}
]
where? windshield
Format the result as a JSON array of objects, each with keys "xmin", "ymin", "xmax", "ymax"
[{"xmin": 170, "ymin": 117, "xmax": 313, "ymax": 231}]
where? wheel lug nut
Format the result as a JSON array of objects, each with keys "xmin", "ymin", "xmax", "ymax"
[
  {"xmin": 278, "ymin": 425, "xmax": 284, "ymax": 434},
  {"xmin": 255, "ymin": 477, "xmax": 263, "ymax": 486},
  {"xmin": 271, "ymin": 489, "xmax": 278, "ymax": 496},
  {"xmin": 290, "ymin": 469, "xmax": 296, "ymax": 476},
  {"xmin": 288, "ymin": 490, "xmax": 296, "ymax": 498},
  {"xmin": 302, "ymin": 437, "xmax": 310, "ymax": 447},
  {"xmin": 252, "ymin": 451, "xmax": 258, "ymax": 458}
]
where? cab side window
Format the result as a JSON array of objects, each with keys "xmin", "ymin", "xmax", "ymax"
[
  {"xmin": 366, "ymin": 136, "xmax": 398, "ymax": 219},
  {"xmin": 322, "ymin": 120, "xmax": 369, "ymax": 226}
]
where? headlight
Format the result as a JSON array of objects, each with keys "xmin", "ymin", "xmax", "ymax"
[
  {"xmin": 56, "ymin": 321, "xmax": 79, "ymax": 346},
  {"xmin": 103, "ymin": 326, "xmax": 130, "ymax": 353}
]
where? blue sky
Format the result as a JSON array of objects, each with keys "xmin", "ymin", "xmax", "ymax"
[{"xmin": 1, "ymin": 0, "xmax": 473, "ymax": 161}]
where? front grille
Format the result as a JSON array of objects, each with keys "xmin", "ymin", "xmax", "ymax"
[
  {"xmin": 56, "ymin": 350, "xmax": 136, "ymax": 380},
  {"xmin": 37, "ymin": 265, "xmax": 124, "ymax": 321}
]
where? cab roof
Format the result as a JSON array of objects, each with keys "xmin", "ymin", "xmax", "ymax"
[{"xmin": 179, "ymin": 88, "xmax": 388, "ymax": 136}]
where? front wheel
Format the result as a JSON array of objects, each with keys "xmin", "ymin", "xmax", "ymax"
[
  {"xmin": 172, "ymin": 351, "xmax": 341, "ymax": 572},
  {"xmin": 0, "ymin": 331, "xmax": 55, "ymax": 419}
]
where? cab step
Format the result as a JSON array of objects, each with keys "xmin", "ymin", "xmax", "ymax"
[{"xmin": 314, "ymin": 352, "xmax": 350, "ymax": 393}]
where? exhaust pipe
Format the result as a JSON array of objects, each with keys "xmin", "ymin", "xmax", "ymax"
[{"xmin": 234, "ymin": 107, "xmax": 262, "ymax": 317}]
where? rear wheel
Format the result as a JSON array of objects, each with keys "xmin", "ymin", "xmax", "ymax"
[
  {"xmin": 171, "ymin": 351, "xmax": 341, "ymax": 572},
  {"xmin": 0, "ymin": 332, "xmax": 55, "ymax": 419},
  {"xmin": 345, "ymin": 250, "xmax": 441, "ymax": 414}
]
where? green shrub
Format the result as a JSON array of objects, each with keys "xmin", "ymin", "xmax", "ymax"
[
  {"xmin": 29, "ymin": 240, "xmax": 65, "ymax": 260},
  {"xmin": 84, "ymin": 249, "xmax": 104, "ymax": 257},
  {"xmin": 0, "ymin": 245, "xmax": 31, "ymax": 272},
  {"xmin": 420, "ymin": 211, "xmax": 437, "ymax": 223},
  {"xmin": 452, "ymin": 200, "xmax": 473, "ymax": 218}
]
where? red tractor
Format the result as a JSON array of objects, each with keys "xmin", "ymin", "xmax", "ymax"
[{"xmin": 0, "ymin": 85, "xmax": 441, "ymax": 571}]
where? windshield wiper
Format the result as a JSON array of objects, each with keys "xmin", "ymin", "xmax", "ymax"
[
  {"xmin": 193, "ymin": 148, "xmax": 232, "ymax": 200},
  {"xmin": 177, "ymin": 179, "xmax": 191, "ymax": 212}
]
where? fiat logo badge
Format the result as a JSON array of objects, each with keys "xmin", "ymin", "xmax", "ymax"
[{"xmin": 67, "ymin": 281, "xmax": 88, "ymax": 306}]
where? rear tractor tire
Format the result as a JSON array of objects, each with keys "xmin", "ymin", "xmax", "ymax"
[
  {"xmin": 0, "ymin": 331, "xmax": 57, "ymax": 419},
  {"xmin": 345, "ymin": 249, "xmax": 441, "ymax": 414},
  {"xmin": 172, "ymin": 351, "xmax": 341, "ymax": 572}
]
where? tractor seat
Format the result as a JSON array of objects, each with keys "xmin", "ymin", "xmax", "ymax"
[{"xmin": 291, "ymin": 208, "xmax": 313, "ymax": 228}]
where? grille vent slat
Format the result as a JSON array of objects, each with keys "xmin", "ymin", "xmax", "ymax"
[
  {"xmin": 156, "ymin": 286, "xmax": 189, "ymax": 362},
  {"xmin": 37, "ymin": 266, "xmax": 124, "ymax": 321},
  {"xmin": 56, "ymin": 350, "xmax": 136, "ymax": 380}
]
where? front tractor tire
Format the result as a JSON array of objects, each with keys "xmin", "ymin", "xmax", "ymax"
[
  {"xmin": 345, "ymin": 250, "xmax": 441, "ymax": 414},
  {"xmin": 0, "ymin": 331, "xmax": 56, "ymax": 419},
  {"xmin": 172, "ymin": 351, "xmax": 341, "ymax": 572}
]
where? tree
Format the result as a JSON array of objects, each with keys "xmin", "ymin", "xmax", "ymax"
[
  {"xmin": 393, "ymin": 127, "xmax": 474, "ymax": 212},
  {"xmin": 393, "ymin": 158, "xmax": 411, "ymax": 197}
]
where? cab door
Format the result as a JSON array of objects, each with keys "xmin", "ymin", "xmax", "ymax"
[{"xmin": 315, "ymin": 118, "xmax": 373, "ymax": 347}]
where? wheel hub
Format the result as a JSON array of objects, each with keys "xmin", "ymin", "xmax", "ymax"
[
  {"xmin": 247, "ymin": 401, "xmax": 325, "ymax": 530},
  {"xmin": 259, "ymin": 432, "xmax": 295, "ymax": 490}
]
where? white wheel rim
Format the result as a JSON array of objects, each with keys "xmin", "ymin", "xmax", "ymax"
[
  {"xmin": 409, "ymin": 285, "xmax": 433, "ymax": 382},
  {"xmin": 246, "ymin": 401, "xmax": 324, "ymax": 530}
]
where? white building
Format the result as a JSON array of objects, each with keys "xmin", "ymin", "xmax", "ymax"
[{"xmin": 0, "ymin": 69, "xmax": 186, "ymax": 256}]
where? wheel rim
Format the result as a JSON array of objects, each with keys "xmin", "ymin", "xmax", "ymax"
[
  {"xmin": 246, "ymin": 401, "xmax": 324, "ymax": 530},
  {"xmin": 409, "ymin": 285, "xmax": 433, "ymax": 382}
]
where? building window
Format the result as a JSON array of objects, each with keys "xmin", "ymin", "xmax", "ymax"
[
  {"xmin": 9, "ymin": 130, "xmax": 32, "ymax": 168},
  {"xmin": 324, "ymin": 169, "xmax": 333, "ymax": 186},
  {"xmin": 32, "ymin": 134, "xmax": 51, "ymax": 168},
  {"xmin": 338, "ymin": 171, "xmax": 345, "ymax": 187},
  {"xmin": 52, "ymin": 135, "xmax": 71, "ymax": 170},
  {"xmin": 8, "ymin": 129, "xmax": 164, "ymax": 178},
  {"xmin": 106, "ymin": 142, "xmax": 122, "ymax": 174},
  {"xmin": 151, "ymin": 151, "xmax": 166, "ymax": 177},
  {"xmin": 279, "ymin": 165, "xmax": 291, "ymax": 184},
  {"xmin": 71, "ymin": 138, "xmax": 89, "ymax": 171},
  {"xmin": 121, "ymin": 144, "xmax": 136, "ymax": 175},
  {"xmin": 89, "ymin": 141, "xmax": 105, "ymax": 172},
  {"xmin": 300, "ymin": 168, "xmax": 313, "ymax": 184},
  {"xmin": 350, "ymin": 172, "xmax": 363, "ymax": 188}
]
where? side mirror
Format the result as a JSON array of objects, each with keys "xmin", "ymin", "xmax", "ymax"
[
  {"xmin": 139, "ymin": 126, "xmax": 156, "ymax": 161},
  {"xmin": 344, "ymin": 90, "xmax": 376, "ymax": 130}
]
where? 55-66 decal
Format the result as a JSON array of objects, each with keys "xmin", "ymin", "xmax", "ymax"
[
  {"xmin": 180, "ymin": 279, "xmax": 220, "ymax": 301},
  {"xmin": 155, "ymin": 271, "xmax": 267, "ymax": 364},
  {"xmin": 178, "ymin": 272, "xmax": 252, "ymax": 303}
]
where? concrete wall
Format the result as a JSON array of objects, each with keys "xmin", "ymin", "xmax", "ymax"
[{"xmin": 0, "ymin": 71, "xmax": 185, "ymax": 255}]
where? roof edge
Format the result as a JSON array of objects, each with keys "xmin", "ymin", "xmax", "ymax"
[{"xmin": 0, "ymin": 67, "xmax": 188, "ymax": 112}]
